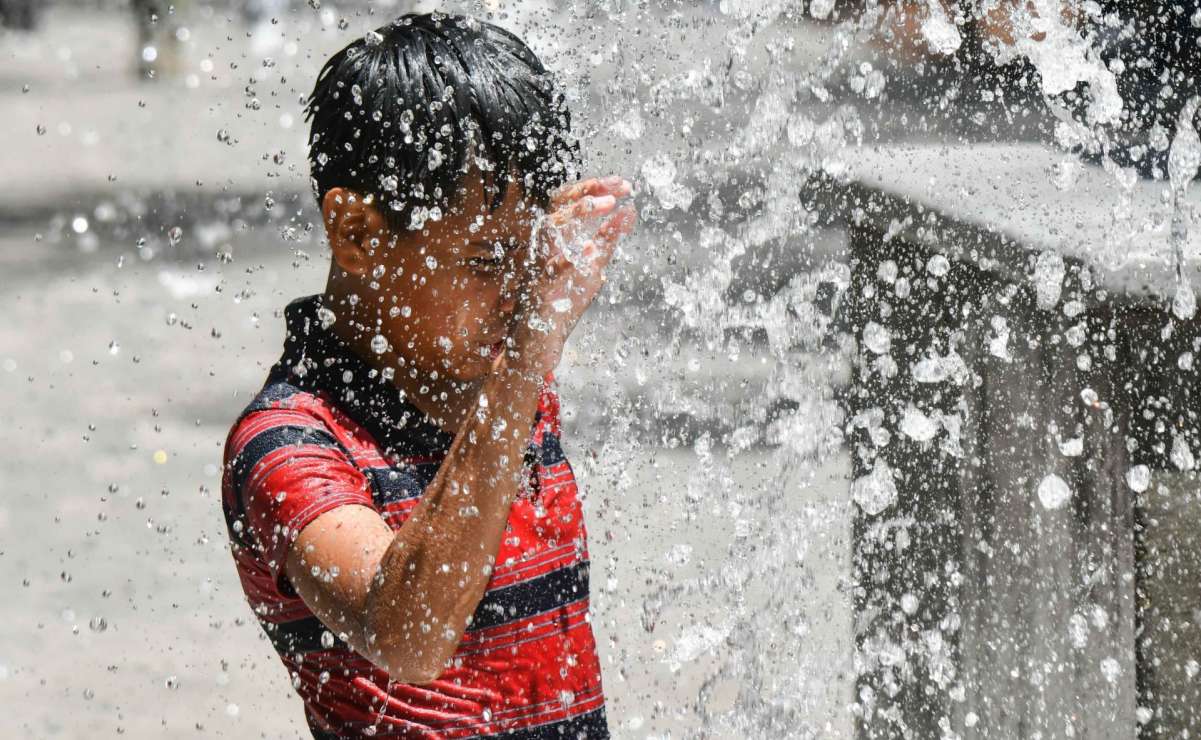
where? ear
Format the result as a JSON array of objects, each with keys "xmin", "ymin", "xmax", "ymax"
[{"xmin": 322, "ymin": 187, "xmax": 389, "ymax": 278}]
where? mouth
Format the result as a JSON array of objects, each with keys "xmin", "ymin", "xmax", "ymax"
[{"xmin": 483, "ymin": 338, "xmax": 505, "ymax": 359}]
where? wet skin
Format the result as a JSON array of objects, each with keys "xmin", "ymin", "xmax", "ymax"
[{"xmin": 319, "ymin": 172, "xmax": 634, "ymax": 434}]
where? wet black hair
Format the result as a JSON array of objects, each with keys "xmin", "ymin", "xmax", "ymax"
[{"xmin": 303, "ymin": 12, "xmax": 580, "ymax": 233}]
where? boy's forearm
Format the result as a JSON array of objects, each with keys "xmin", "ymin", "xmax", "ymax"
[{"xmin": 362, "ymin": 364, "xmax": 546, "ymax": 681}]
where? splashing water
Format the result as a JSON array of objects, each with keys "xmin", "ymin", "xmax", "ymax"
[
  {"xmin": 1168, "ymin": 97, "xmax": 1200, "ymax": 320},
  {"xmin": 11, "ymin": 1, "xmax": 1201, "ymax": 736},
  {"xmin": 1036, "ymin": 473, "xmax": 1072, "ymax": 510},
  {"xmin": 920, "ymin": 0, "xmax": 962, "ymax": 56}
]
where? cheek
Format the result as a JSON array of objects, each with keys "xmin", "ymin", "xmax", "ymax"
[{"xmin": 453, "ymin": 297, "xmax": 490, "ymax": 337}]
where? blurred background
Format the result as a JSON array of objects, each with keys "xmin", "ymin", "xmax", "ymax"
[{"xmin": 2, "ymin": 1, "xmax": 1199, "ymax": 738}]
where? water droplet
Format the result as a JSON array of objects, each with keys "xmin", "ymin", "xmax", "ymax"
[
  {"xmin": 1058, "ymin": 437, "xmax": 1083, "ymax": 457},
  {"xmin": 1036, "ymin": 473, "xmax": 1071, "ymax": 510},
  {"xmin": 851, "ymin": 460, "xmax": 897, "ymax": 515},
  {"xmin": 1173, "ymin": 280, "xmax": 1196, "ymax": 320},
  {"xmin": 1171, "ymin": 434, "xmax": 1195, "ymax": 471},
  {"xmin": 925, "ymin": 254, "xmax": 950, "ymax": 277},
  {"xmin": 862, "ymin": 321, "xmax": 890, "ymax": 355},
  {"xmin": 1126, "ymin": 465, "xmax": 1150, "ymax": 493},
  {"xmin": 1100, "ymin": 656, "xmax": 1122, "ymax": 684},
  {"xmin": 167, "ymin": 226, "xmax": 183, "ymax": 246},
  {"xmin": 899, "ymin": 405, "xmax": 937, "ymax": 442},
  {"xmin": 424, "ymin": 146, "xmax": 446, "ymax": 171},
  {"xmin": 920, "ymin": 0, "xmax": 962, "ymax": 55},
  {"xmin": 1033, "ymin": 251, "xmax": 1065, "ymax": 310},
  {"xmin": 89, "ymin": 616, "xmax": 108, "ymax": 633},
  {"xmin": 165, "ymin": 675, "xmax": 179, "ymax": 690},
  {"xmin": 370, "ymin": 334, "xmax": 388, "ymax": 354}
]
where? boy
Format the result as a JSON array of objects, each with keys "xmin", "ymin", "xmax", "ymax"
[{"xmin": 220, "ymin": 13, "xmax": 636, "ymax": 739}]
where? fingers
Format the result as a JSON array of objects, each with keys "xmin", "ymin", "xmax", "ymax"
[
  {"xmin": 551, "ymin": 175, "xmax": 633, "ymax": 208},
  {"xmin": 588, "ymin": 204, "xmax": 637, "ymax": 269},
  {"xmin": 596, "ymin": 203, "xmax": 637, "ymax": 242},
  {"xmin": 548, "ymin": 194, "xmax": 618, "ymax": 229}
]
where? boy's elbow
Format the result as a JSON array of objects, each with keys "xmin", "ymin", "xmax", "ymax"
[
  {"xmin": 369, "ymin": 641, "xmax": 452, "ymax": 685},
  {"xmin": 384, "ymin": 656, "xmax": 448, "ymax": 686},
  {"xmin": 399, "ymin": 665, "xmax": 445, "ymax": 686}
]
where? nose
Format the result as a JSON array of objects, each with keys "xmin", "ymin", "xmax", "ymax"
[{"xmin": 498, "ymin": 267, "xmax": 520, "ymax": 318}]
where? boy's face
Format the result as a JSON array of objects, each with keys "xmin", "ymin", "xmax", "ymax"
[{"xmin": 339, "ymin": 173, "xmax": 534, "ymax": 384}]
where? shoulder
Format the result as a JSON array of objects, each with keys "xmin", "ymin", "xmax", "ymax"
[
  {"xmin": 221, "ymin": 369, "xmax": 377, "ymax": 494},
  {"xmin": 226, "ymin": 377, "xmax": 337, "ymax": 456}
]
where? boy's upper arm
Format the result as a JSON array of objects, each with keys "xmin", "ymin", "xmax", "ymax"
[{"xmin": 284, "ymin": 504, "xmax": 396, "ymax": 655}]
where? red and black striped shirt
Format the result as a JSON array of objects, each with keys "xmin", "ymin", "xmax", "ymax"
[{"xmin": 220, "ymin": 294, "xmax": 608, "ymax": 738}]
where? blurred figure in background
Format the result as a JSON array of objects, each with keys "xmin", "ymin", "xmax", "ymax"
[
  {"xmin": 131, "ymin": 0, "xmax": 187, "ymax": 80},
  {"xmin": 0, "ymin": 0, "xmax": 38, "ymax": 30}
]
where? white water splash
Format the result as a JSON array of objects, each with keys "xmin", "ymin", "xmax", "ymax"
[
  {"xmin": 1033, "ymin": 251, "xmax": 1066, "ymax": 310},
  {"xmin": 1037, "ymin": 473, "xmax": 1072, "ymax": 510},
  {"xmin": 852, "ymin": 459, "xmax": 899, "ymax": 516},
  {"xmin": 1168, "ymin": 98, "xmax": 1200, "ymax": 319},
  {"xmin": 920, "ymin": 0, "xmax": 961, "ymax": 56},
  {"xmin": 993, "ymin": 0, "xmax": 1121, "ymax": 125}
]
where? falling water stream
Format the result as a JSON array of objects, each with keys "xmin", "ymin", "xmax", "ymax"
[{"xmin": 1, "ymin": 1, "xmax": 1200, "ymax": 737}]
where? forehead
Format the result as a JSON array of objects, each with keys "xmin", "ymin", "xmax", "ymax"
[
  {"xmin": 384, "ymin": 169, "xmax": 537, "ymax": 264},
  {"xmin": 453, "ymin": 171, "xmax": 534, "ymax": 234}
]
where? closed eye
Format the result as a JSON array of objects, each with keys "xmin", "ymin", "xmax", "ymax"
[
  {"xmin": 467, "ymin": 256, "xmax": 504, "ymax": 272},
  {"xmin": 466, "ymin": 241, "xmax": 515, "ymax": 273}
]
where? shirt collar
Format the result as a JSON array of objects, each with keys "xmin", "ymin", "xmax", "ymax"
[{"xmin": 277, "ymin": 293, "xmax": 456, "ymax": 458}]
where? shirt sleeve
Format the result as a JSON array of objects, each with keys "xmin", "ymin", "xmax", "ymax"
[{"xmin": 228, "ymin": 410, "xmax": 375, "ymax": 591}]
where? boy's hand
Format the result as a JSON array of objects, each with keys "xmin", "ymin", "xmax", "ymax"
[{"xmin": 500, "ymin": 175, "xmax": 637, "ymax": 379}]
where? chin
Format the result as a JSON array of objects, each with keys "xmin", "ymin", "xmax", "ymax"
[{"xmin": 443, "ymin": 358, "xmax": 489, "ymax": 383}]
